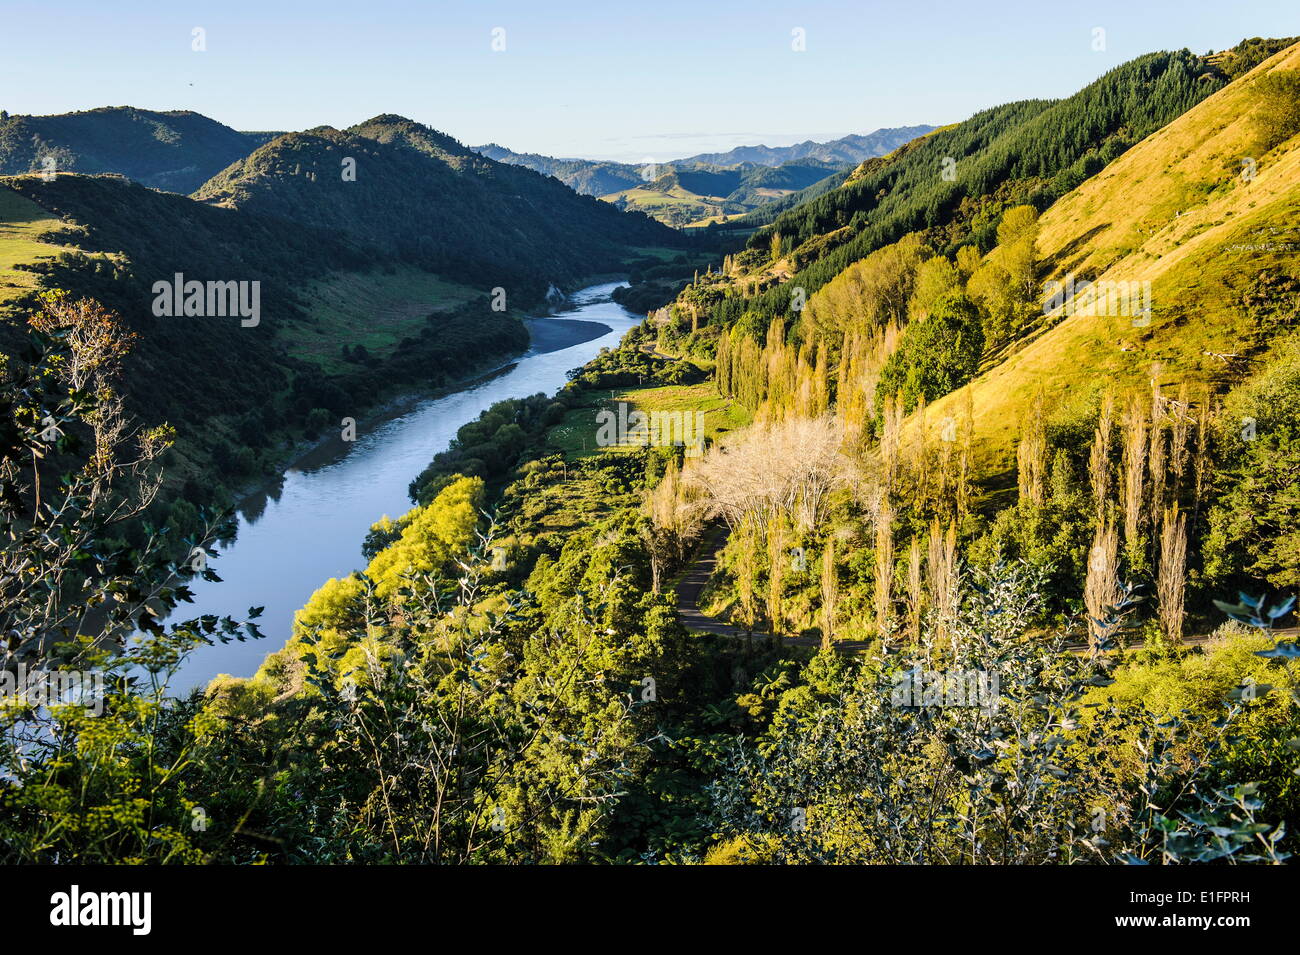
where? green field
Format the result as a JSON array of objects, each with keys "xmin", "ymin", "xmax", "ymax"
[
  {"xmin": 545, "ymin": 380, "xmax": 751, "ymax": 460},
  {"xmin": 602, "ymin": 184, "xmax": 724, "ymax": 227},
  {"xmin": 0, "ymin": 184, "xmax": 68, "ymax": 308},
  {"xmin": 278, "ymin": 267, "xmax": 484, "ymax": 373}
]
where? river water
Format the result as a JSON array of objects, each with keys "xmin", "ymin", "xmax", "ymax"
[{"xmin": 171, "ymin": 282, "xmax": 637, "ymax": 692}]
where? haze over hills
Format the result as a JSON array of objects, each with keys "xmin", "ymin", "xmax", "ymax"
[
  {"xmin": 675, "ymin": 125, "xmax": 936, "ymax": 166},
  {"xmin": 0, "ymin": 106, "xmax": 264, "ymax": 194},
  {"xmin": 472, "ymin": 125, "xmax": 934, "ymax": 225}
]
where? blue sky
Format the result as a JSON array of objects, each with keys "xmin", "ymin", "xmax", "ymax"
[{"xmin": 1, "ymin": 1, "xmax": 1294, "ymax": 161}]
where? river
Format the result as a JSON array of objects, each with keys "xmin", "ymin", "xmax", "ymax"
[{"xmin": 170, "ymin": 281, "xmax": 638, "ymax": 692}]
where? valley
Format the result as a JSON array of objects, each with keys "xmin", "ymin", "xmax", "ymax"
[
  {"xmin": 473, "ymin": 125, "xmax": 933, "ymax": 226},
  {"xmin": 2, "ymin": 15, "xmax": 1299, "ymax": 877},
  {"xmin": 169, "ymin": 282, "xmax": 637, "ymax": 692}
]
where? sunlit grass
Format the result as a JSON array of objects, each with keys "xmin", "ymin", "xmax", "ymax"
[
  {"xmin": 285, "ymin": 266, "xmax": 482, "ymax": 372},
  {"xmin": 0, "ymin": 184, "xmax": 67, "ymax": 308},
  {"xmin": 545, "ymin": 381, "xmax": 751, "ymax": 460}
]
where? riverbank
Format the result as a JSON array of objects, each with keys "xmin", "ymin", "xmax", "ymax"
[
  {"xmin": 169, "ymin": 282, "xmax": 639, "ymax": 692},
  {"xmin": 522, "ymin": 316, "xmax": 613, "ymax": 355},
  {"xmin": 231, "ymin": 311, "xmax": 615, "ymax": 505}
]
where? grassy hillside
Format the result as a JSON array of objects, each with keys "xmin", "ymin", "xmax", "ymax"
[
  {"xmin": 636, "ymin": 38, "xmax": 1300, "ymax": 656},
  {"xmin": 545, "ymin": 380, "xmax": 751, "ymax": 460},
  {"xmin": 0, "ymin": 187, "xmax": 69, "ymax": 306},
  {"xmin": 289, "ymin": 267, "xmax": 482, "ymax": 374},
  {"xmin": 677, "ymin": 44, "xmax": 1289, "ymax": 337},
  {"xmin": 0, "ymin": 107, "xmax": 261, "ymax": 193},
  {"xmin": 1, "ymin": 167, "xmax": 529, "ymax": 387},
  {"xmin": 631, "ymin": 39, "xmax": 1300, "ymax": 510},
  {"xmin": 603, "ymin": 161, "xmax": 843, "ymax": 227},
  {"xmin": 928, "ymin": 41, "xmax": 1300, "ymax": 475}
]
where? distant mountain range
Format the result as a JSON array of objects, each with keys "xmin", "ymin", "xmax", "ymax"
[
  {"xmin": 469, "ymin": 146, "xmax": 644, "ymax": 198},
  {"xmin": 475, "ymin": 125, "xmax": 934, "ymax": 185},
  {"xmin": 472, "ymin": 126, "xmax": 934, "ymax": 225},
  {"xmin": 673, "ymin": 126, "xmax": 936, "ymax": 166}
]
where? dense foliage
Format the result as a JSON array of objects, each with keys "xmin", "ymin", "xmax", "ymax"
[
  {"xmin": 5, "ymin": 38, "xmax": 1299, "ymax": 868},
  {"xmin": 0, "ymin": 106, "xmax": 263, "ymax": 194},
  {"xmin": 194, "ymin": 115, "xmax": 679, "ymax": 287},
  {"xmin": 875, "ymin": 293, "xmax": 984, "ymax": 414},
  {"xmin": 4, "ymin": 302, "xmax": 1295, "ymax": 864}
]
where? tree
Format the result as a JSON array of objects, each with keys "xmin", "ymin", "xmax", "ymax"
[
  {"xmin": 766, "ymin": 513, "xmax": 789, "ymax": 635},
  {"xmin": 0, "ymin": 294, "xmax": 261, "ymax": 863},
  {"xmin": 1085, "ymin": 520, "xmax": 1121, "ymax": 649},
  {"xmin": 709, "ymin": 562, "xmax": 1288, "ymax": 864},
  {"xmin": 686, "ymin": 415, "xmax": 844, "ymax": 531},
  {"xmin": 821, "ymin": 537, "xmax": 839, "ymax": 649},
  {"xmin": 1017, "ymin": 392, "xmax": 1048, "ymax": 507},
  {"xmin": 1251, "ymin": 70, "xmax": 1300, "ymax": 152},
  {"xmin": 1204, "ymin": 336, "xmax": 1300, "ymax": 590},
  {"xmin": 995, "ymin": 204, "xmax": 1040, "ymax": 301},
  {"xmin": 1121, "ymin": 394, "xmax": 1149, "ymax": 573},
  {"xmin": 907, "ymin": 255, "xmax": 960, "ymax": 321},
  {"xmin": 365, "ymin": 476, "xmax": 483, "ymax": 599},
  {"xmin": 875, "ymin": 293, "xmax": 984, "ymax": 415},
  {"xmin": 1157, "ymin": 506, "xmax": 1188, "ymax": 645}
]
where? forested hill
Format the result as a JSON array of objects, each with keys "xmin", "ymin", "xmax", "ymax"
[
  {"xmin": 194, "ymin": 115, "xmax": 682, "ymax": 288},
  {"xmin": 0, "ymin": 110, "xmax": 682, "ymax": 533},
  {"xmin": 682, "ymin": 43, "xmax": 1293, "ymax": 332},
  {"xmin": 0, "ymin": 169, "xmax": 535, "ymax": 546},
  {"xmin": 2, "ymin": 173, "xmax": 360, "ymax": 430},
  {"xmin": 0, "ymin": 107, "xmax": 261, "ymax": 194}
]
